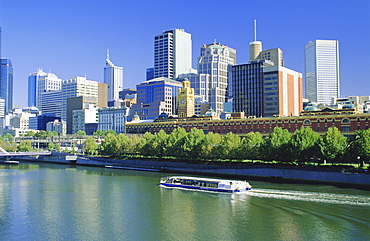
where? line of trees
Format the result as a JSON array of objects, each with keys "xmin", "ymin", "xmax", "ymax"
[{"xmin": 89, "ymin": 126, "xmax": 370, "ymax": 167}]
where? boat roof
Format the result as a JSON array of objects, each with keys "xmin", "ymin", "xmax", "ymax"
[{"xmin": 166, "ymin": 176, "xmax": 246, "ymax": 183}]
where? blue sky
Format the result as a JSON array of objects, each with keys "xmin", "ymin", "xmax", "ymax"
[{"xmin": 1, "ymin": 0, "xmax": 369, "ymax": 108}]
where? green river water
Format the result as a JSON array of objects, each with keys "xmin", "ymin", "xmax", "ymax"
[{"xmin": 0, "ymin": 163, "xmax": 369, "ymax": 241}]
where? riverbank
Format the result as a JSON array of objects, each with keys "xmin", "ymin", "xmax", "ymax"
[{"xmin": 12, "ymin": 151, "xmax": 370, "ymax": 190}]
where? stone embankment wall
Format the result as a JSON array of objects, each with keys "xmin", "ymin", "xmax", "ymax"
[{"xmin": 90, "ymin": 157, "xmax": 370, "ymax": 188}]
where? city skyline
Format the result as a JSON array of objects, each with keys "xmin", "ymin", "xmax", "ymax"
[{"xmin": 0, "ymin": 0, "xmax": 369, "ymax": 108}]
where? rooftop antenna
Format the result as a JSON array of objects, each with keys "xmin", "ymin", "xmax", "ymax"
[
  {"xmin": 106, "ymin": 49, "xmax": 110, "ymax": 59},
  {"xmin": 254, "ymin": 19, "xmax": 257, "ymax": 42}
]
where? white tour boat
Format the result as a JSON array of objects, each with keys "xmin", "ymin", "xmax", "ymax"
[{"xmin": 160, "ymin": 176, "xmax": 252, "ymax": 193}]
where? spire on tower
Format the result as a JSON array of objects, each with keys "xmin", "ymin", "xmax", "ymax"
[
  {"xmin": 254, "ymin": 19, "xmax": 257, "ymax": 42},
  {"xmin": 106, "ymin": 49, "xmax": 110, "ymax": 60}
]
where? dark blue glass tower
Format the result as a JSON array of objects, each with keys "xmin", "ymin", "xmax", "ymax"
[{"xmin": 0, "ymin": 59, "xmax": 13, "ymax": 114}]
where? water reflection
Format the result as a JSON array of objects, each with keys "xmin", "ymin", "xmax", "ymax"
[{"xmin": 0, "ymin": 164, "xmax": 369, "ymax": 240}]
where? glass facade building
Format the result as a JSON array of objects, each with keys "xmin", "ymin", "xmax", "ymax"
[
  {"xmin": 104, "ymin": 54, "xmax": 123, "ymax": 101},
  {"xmin": 305, "ymin": 40, "xmax": 340, "ymax": 104},
  {"xmin": 0, "ymin": 59, "xmax": 13, "ymax": 114},
  {"xmin": 154, "ymin": 29, "xmax": 192, "ymax": 79},
  {"xmin": 28, "ymin": 70, "xmax": 47, "ymax": 107}
]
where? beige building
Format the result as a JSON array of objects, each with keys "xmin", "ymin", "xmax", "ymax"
[{"xmin": 178, "ymin": 79, "xmax": 195, "ymax": 117}]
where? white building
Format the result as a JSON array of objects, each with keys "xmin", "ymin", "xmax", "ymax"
[
  {"xmin": 9, "ymin": 112, "xmax": 36, "ymax": 130},
  {"xmin": 37, "ymin": 73, "xmax": 62, "ymax": 108},
  {"xmin": 72, "ymin": 104, "xmax": 98, "ymax": 134},
  {"xmin": 154, "ymin": 29, "xmax": 193, "ymax": 79},
  {"xmin": 305, "ymin": 39, "xmax": 340, "ymax": 104},
  {"xmin": 197, "ymin": 43, "xmax": 236, "ymax": 114},
  {"xmin": 61, "ymin": 76, "xmax": 99, "ymax": 121},
  {"xmin": 98, "ymin": 106, "xmax": 129, "ymax": 133},
  {"xmin": 104, "ymin": 51, "xmax": 123, "ymax": 101}
]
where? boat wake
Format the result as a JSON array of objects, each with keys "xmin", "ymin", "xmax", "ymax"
[{"xmin": 245, "ymin": 188, "xmax": 370, "ymax": 206}]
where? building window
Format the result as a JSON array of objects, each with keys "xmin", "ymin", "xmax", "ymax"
[
  {"xmin": 303, "ymin": 119, "xmax": 311, "ymax": 125},
  {"xmin": 342, "ymin": 126, "xmax": 350, "ymax": 132},
  {"xmin": 342, "ymin": 118, "xmax": 350, "ymax": 123}
]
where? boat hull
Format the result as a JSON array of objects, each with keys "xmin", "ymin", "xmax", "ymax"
[{"xmin": 160, "ymin": 183, "xmax": 251, "ymax": 193}]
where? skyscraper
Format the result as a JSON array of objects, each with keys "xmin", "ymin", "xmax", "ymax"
[
  {"xmin": 104, "ymin": 51, "xmax": 123, "ymax": 101},
  {"xmin": 230, "ymin": 22, "xmax": 302, "ymax": 118},
  {"xmin": 305, "ymin": 40, "xmax": 340, "ymax": 104},
  {"xmin": 28, "ymin": 69, "xmax": 47, "ymax": 107},
  {"xmin": 154, "ymin": 29, "xmax": 192, "ymax": 79},
  {"xmin": 0, "ymin": 59, "xmax": 13, "ymax": 114},
  {"xmin": 37, "ymin": 72, "xmax": 62, "ymax": 108},
  {"xmin": 197, "ymin": 42, "xmax": 236, "ymax": 114}
]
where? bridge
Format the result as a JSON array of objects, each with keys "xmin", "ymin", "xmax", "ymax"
[{"xmin": 0, "ymin": 146, "xmax": 52, "ymax": 160}]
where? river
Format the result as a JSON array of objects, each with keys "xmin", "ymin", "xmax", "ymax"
[{"xmin": 0, "ymin": 163, "xmax": 369, "ymax": 240}]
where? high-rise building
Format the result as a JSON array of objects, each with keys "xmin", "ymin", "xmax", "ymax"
[
  {"xmin": 305, "ymin": 39, "xmax": 340, "ymax": 104},
  {"xmin": 37, "ymin": 72, "xmax": 62, "ymax": 108},
  {"xmin": 61, "ymin": 76, "xmax": 107, "ymax": 122},
  {"xmin": 104, "ymin": 51, "xmax": 123, "ymax": 101},
  {"xmin": 28, "ymin": 69, "xmax": 46, "ymax": 107},
  {"xmin": 231, "ymin": 60, "xmax": 302, "ymax": 117},
  {"xmin": 230, "ymin": 24, "xmax": 302, "ymax": 118},
  {"xmin": 39, "ymin": 90, "xmax": 62, "ymax": 117},
  {"xmin": 154, "ymin": 29, "xmax": 192, "ymax": 79},
  {"xmin": 0, "ymin": 59, "xmax": 13, "ymax": 114},
  {"xmin": 197, "ymin": 42, "xmax": 236, "ymax": 114}
]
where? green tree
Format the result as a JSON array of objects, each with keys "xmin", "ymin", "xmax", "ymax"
[
  {"xmin": 93, "ymin": 129, "xmax": 104, "ymax": 136},
  {"xmin": 75, "ymin": 130, "xmax": 86, "ymax": 136},
  {"xmin": 349, "ymin": 129, "xmax": 370, "ymax": 167},
  {"xmin": 166, "ymin": 127, "xmax": 187, "ymax": 157},
  {"xmin": 100, "ymin": 133, "xmax": 117, "ymax": 156},
  {"xmin": 150, "ymin": 130, "xmax": 168, "ymax": 158},
  {"xmin": 26, "ymin": 131, "xmax": 35, "ymax": 137},
  {"xmin": 115, "ymin": 133, "xmax": 130, "ymax": 156},
  {"xmin": 17, "ymin": 140, "xmax": 33, "ymax": 152},
  {"xmin": 84, "ymin": 136, "xmax": 98, "ymax": 156},
  {"xmin": 4, "ymin": 133, "xmax": 14, "ymax": 142},
  {"xmin": 126, "ymin": 135, "xmax": 142, "ymax": 154},
  {"xmin": 239, "ymin": 132, "xmax": 264, "ymax": 161},
  {"xmin": 55, "ymin": 143, "xmax": 61, "ymax": 152},
  {"xmin": 320, "ymin": 127, "xmax": 347, "ymax": 164},
  {"xmin": 290, "ymin": 127, "xmax": 321, "ymax": 163},
  {"xmin": 47, "ymin": 141, "xmax": 55, "ymax": 151},
  {"xmin": 200, "ymin": 132, "xmax": 222, "ymax": 160},
  {"xmin": 263, "ymin": 127, "xmax": 292, "ymax": 162},
  {"xmin": 47, "ymin": 131, "xmax": 58, "ymax": 137},
  {"xmin": 216, "ymin": 132, "xmax": 241, "ymax": 160},
  {"xmin": 139, "ymin": 132, "xmax": 156, "ymax": 157},
  {"xmin": 35, "ymin": 130, "xmax": 48, "ymax": 138},
  {"xmin": 104, "ymin": 129, "xmax": 116, "ymax": 136},
  {"xmin": 181, "ymin": 128, "xmax": 205, "ymax": 159}
]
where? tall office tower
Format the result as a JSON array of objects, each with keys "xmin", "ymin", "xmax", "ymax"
[
  {"xmin": 28, "ymin": 69, "xmax": 46, "ymax": 107},
  {"xmin": 104, "ymin": 51, "xmax": 123, "ymax": 101},
  {"xmin": 129, "ymin": 77, "xmax": 182, "ymax": 120},
  {"xmin": 154, "ymin": 29, "xmax": 192, "ymax": 79},
  {"xmin": 61, "ymin": 76, "xmax": 107, "ymax": 122},
  {"xmin": 0, "ymin": 59, "xmax": 13, "ymax": 114},
  {"xmin": 39, "ymin": 90, "xmax": 62, "ymax": 117},
  {"xmin": 37, "ymin": 73, "xmax": 62, "ymax": 107},
  {"xmin": 197, "ymin": 42, "xmax": 236, "ymax": 114},
  {"xmin": 231, "ymin": 60, "xmax": 302, "ymax": 118},
  {"xmin": 305, "ymin": 40, "xmax": 340, "ymax": 104}
]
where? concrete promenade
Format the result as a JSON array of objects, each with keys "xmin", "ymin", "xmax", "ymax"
[{"xmin": 13, "ymin": 152, "xmax": 370, "ymax": 189}]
